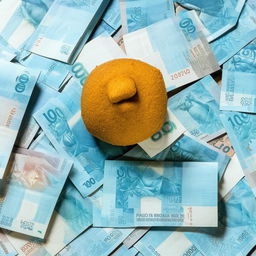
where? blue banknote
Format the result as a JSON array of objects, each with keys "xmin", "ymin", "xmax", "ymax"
[
  {"xmin": 19, "ymin": 53, "xmax": 70, "ymax": 91},
  {"xmin": 27, "ymin": 0, "xmax": 111, "ymax": 63},
  {"xmin": 120, "ymin": 0, "xmax": 174, "ymax": 33},
  {"xmin": 220, "ymin": 40, "xmax": 256, "ymax": 113},
  {"xmin": 138, "ymin": 110, "xmax": 185, "ymax": 158},
  {"xmin": 122, "ymin": 228, "xmax": 149, "ymax": 248},
  {"xmin": 124, "ymin": 11, "xmax": 219, "ymax": 91},
  {"xmin": 0, "ymin": 60, "xmax": 38, "ymax": 178},
  {"xmin": 210, "ymin": 0, "xmax": 256, "ymax": 65},
  {"xmin": 34, "ymin": 78, "xmax": 131, "ymax": 197},
  {"xmin": 6, "ymin": 180, "xmax": 92, "ymax": 256},
  {"xmin": 0, "ymin": 0, "xmax": 53, "ymax": 51},
  {"xmin": 0, "ymin": 149, "xmax": 72, "ymax": 238},
  {"xmin": 185, "ymin": 178, "xmax": 256, "ymax": 256},
  {"xmin": 29, "ymin": 133, "xmax": 58, "ymax": 157},
  {"xmin": 103, "ymin": 0, "xmax": 121, "ymax": 31},
  {"xmin": 0, "ymin": 36, "xmax": 18, "ymax": 61},
  {"xmin": 57, "ymin": 228, "xmax": 133, "ymax": 256},
  {"xmin": 175, "ymin": 0, "xmax": 246, "ymax": 42},
  {"xmin": 220, "ymin": 111, "xmax": 256, "ymax": 196},
  {"xmin": 91, "ymin": 20, "xmax": 116, "ymax": 39},
  {"xmin": 16, "ymin": 81, "xmax": 59, "ymax": 149},
  {"xmin": 112, "ymin": 244, "xmax": 138, "ymax": 256},
  {"xmin": 97, "ymin": 161, "xmax": 218, "ymax": 227},
  {"xmin": 168, "ymin": 76, "xmax": 225, "ymax": 141},
  {"xmin": 69, "ymin": 36, "xmax": 126, "ymax": 86},
  {"xmin": 134, "ymin": 228, "xmax": 204, "ymax": 256},
  {"xmin": 0, "ymin": 231, "xmax": 17, "ymax": 256},
  {"xmin": 91, "ymin": 0, "xmax": 121, "ymax": 38},
  {"xmin": 125, "ymin": 134, "xmax": 230, "ymax": 180}
]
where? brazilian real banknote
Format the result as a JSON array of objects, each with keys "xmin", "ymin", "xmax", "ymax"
[
  {"xmin": 102, "ymin": 0, "xmax": 121, "ymax": 33},
  {"xmin": 29, "ymin": 132, "xmax": 58, "ymax": 158},
  {"xmin": 123, "ymin": 10, "xmax": 219, "ymax": 92},
  {"xmin": 0, "ymin": 60, "xmax": 38, "ymax": 178},
  {"xmin": 120, "ymin": 0, "xmax": 174, "ymax": 33},
  {"xmin": 57, "ymin": 228, "xmax": 133, "ymax": 256},
  {"xmin": 134, "ymin": 228, "xmax": 204, "ymax": 256},
  {"xmin": 69, "ymin": 36, "xmax": 126, "ymax": 86},
  {"xmin": 122, "ymin": 228, "xmax": 149, "ymax": 248},
  {"xmin": 18, "ymin": 53, "xmax": 70, "ymax": 91},
  {"xmin": 131, "ymin": 156, "xmax": 244, "ymax": 256},
  {"xmin": 92, "ymin": 0, "xmax": 121, "ymax": 38},
  {"xmin": 138, "ymin": 110, "xmax": 185, "ymax": 158},
  {"xmin": 0, "ymin": 231, "xmax": 17, "ymax": 256},
  {"xmin": 210, "ymin": 0, "xmax": 256, "ymax": 65},
  {"xmin": 220, "ymin": 40, "xmax": 256, "ymax": 113},
  {"xmin": 22, "ymin": 36, "xmax": 125, "ymax": 92},
  {"xmin": 111, "ymin": 245, "xmax": 138, "ymax": 256},
  {"xmin": 0, "ymin": 149, "xmax": 72, "ymax": 239},
  {"xmin": 175, "ymin": 0, "xmax": 246, "ymax": 42},
  {"xmin": 185, "ymin": 178, "xmax": 256, "ymax": 256},
  {"xmin": 96, "ymin": 161, "xmax": 218, "ymax": 227},
  {"xmin": 5, "ymin": 180, "xmax": 92, "ymax": 256},
  {"xmin": 27, "ymin": 0, "xmax": 111, "ymax": 63},
  {"xmin": 16, "ymin": 82, "xmax": 59, "ymax": 149},
  {"xmin": 220, "ymin": 111, "xmax": 256, "ymax": 196},
  {"xmin": 124, "ymin": 134, "xmax": 230, "ymax": 181},
  {"xmin": 91, "ymin": 20, "xmax": 117, "ymax": 39},
  {"xmin": 168, "ymin": 75, "xmax": 225, "ymax": 141},
  {"xmin": 0, "ymin": 0, "xmax": 53, "ymax": 51},
  {"xmin": 34, "ymin": 78, "xmax": 130, "ymax": 197},
  {"xmin": 208, "ymin": 134, "xmax": 235, "ymax": 157},
  {"xmin": 0, "ymin": 36, "xmax": 18, "ymax": 61},
  {"xmin": 219, "ymin": 154, "xmax": 244, "ymax": 199}
]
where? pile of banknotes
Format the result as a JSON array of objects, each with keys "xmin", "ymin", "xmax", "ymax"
[{"xmin": 0, "ymin": 0, "xmax": 256, "ymax": 255}]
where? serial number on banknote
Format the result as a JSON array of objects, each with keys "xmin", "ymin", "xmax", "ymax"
[
  {"xmin": 171, "ymin": 68, "xmax": 191, "ymax": 80},
  {"xmin": 20, "ymin": 220, "xmax": 34, "ymax": 231}
]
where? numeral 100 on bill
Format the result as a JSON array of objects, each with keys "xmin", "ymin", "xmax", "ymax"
[{"xmin": 151, "ymin": 121, "xmax": 177, "ymax": 141}]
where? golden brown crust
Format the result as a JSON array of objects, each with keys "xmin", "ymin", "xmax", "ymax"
[{"xmin": 81, "ymin": 58, "xmax": 167, "ymax": 146}]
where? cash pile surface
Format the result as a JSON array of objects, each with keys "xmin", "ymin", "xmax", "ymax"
[{"xmin": 0, "ymin": 0, "xmax": 255, "ymax": 256}]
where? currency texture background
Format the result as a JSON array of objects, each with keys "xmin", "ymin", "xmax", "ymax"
[{"xmin": 0, "ymin": 0, "xmax": 255, "ymax": 256}]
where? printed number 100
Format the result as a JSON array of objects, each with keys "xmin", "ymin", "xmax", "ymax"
[{"xmin": 151, "ymin": 121, "xmax": 176, "ymax": 141}]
